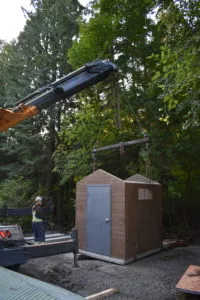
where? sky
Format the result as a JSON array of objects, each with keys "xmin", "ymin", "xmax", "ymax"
[{"xmin": 0, "ymin": 0, "xmax": 90, "ymax": 42}]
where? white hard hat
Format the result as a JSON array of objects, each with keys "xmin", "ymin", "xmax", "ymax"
[{"xmin": 35, "ymin": 196, "xmax": 43, "ymax": 202}]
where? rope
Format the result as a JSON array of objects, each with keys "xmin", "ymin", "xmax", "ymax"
[
  {"xmin": 145, "ymin": 142, "xmax": 151, "ymax": 179},
  {"xmin": 92, "ymin": 75, "xmax": 121, "ymax": 169},
  {"xmin": 92, "ymin": 151, "xmax": 97, "ymax": 172},
  {"xmin": 124, "ymin": 96, "xmax": 145, "ymax": 136},
  {"xmin": 113, "ymin": 77, "xmax": 122, "ymax": 130},
  {"xmin": 92, "ymin": 107, "xmax": 107, "ymax": 146},
  {"xmin": 124, "ymin": 97, "xmax": 152, "ymax": 181},
  {"xmin": 119, "ymin": 142, "xmax": 125, "ymax": 155}
]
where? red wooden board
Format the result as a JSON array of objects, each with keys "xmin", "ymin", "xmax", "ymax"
[{"xmin": 176, "ymin": 265, "xmax": 200, "ymax": 295}]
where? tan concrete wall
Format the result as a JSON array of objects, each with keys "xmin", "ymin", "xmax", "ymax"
[
  {"xmin": 125, "ymin": 182, "xmax": 162, "ymax": 259},
  {"xmin": 76, "ymin": 169, "xmax": 126, "ymax": 259},
  {"xmin": 124, "ymin": 183, "xmax": 138, "ymax": 259}
]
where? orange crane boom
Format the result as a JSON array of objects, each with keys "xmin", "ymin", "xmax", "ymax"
[{"xmin": 0, "ymin": 60, "xmax": 117, "ymax": 132}]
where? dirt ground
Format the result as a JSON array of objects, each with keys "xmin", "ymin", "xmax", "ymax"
[{"xmin": 19, "ymin": 245, "xmax": 200, "ymax": 300}]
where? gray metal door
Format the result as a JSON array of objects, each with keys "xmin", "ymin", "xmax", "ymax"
[{"xmin": 86, "ymin": 185, "xmax": 111, "ymax": 256}]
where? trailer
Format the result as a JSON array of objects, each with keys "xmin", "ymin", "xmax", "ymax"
[
  {"xmin": 0, "ymin": 227, "xmax": 79, "ymax": 269},
  {"xmin": 0, "ymin": 206, "xmax": 78, "ymax": 269}
]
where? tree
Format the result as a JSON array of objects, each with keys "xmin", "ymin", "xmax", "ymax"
[
  {"xmin": 152, "ymin": 0, "xmax": 200, "ymax": 129},
  {"xmin": 0, "ymin": 0, "xmax": 82, "ymax": 227},
  {"xmin": 56, "ymin": 0, "xmax": 160, "ymax": 180},
  {"xmin": 149, "ymin": 0, "xmax": 200, "ymax": 234}
]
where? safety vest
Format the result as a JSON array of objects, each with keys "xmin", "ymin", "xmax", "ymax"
[{"xmin": 32, "ymin": 206, "xmax": 43, "ymax": 222}]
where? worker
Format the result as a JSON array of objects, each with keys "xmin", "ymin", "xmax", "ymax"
[{"xmin": 32, "ymin": 196, "xmax": 45, "ymax": 243}]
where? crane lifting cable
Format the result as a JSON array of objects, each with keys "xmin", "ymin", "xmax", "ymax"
[{"xmin": 91, "ymin": 74, "xmax": 151, "ymax": 171}]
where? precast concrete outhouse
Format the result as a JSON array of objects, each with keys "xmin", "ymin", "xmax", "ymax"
[{"xmin": 76, "ymin": 169, "xmax": 162, "ymax": 264}]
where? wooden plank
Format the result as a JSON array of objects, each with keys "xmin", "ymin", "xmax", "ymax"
[
  {"xmin": 25, "ymin": 233, "xmax": 68, "ymax": 241},
  {"xmin": 176, "ymin": 265, "xmax": 200, "ymax": 295},
  {"xmin": 85, "ymin": 288, "xmax": 119, "ymax": 299},
  {"xmin": 25, "ymin": 239, "xmax": 75, "ymax": 259},
  {"xmin": 25, "ymin": 239, "xmax": 73, "ymax": 247}
]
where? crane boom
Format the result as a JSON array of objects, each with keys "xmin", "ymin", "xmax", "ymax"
[{"xmin": 0, "ymin": 60, "xmax": 117, "ymax": 132}]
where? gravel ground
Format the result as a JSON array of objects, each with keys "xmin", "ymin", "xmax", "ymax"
[{"xmin": 19, "ymin": 245, "xmax": 200, "ymax": 300}]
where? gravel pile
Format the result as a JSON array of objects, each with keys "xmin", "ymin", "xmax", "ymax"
[{"xmin": 20, "ymin": 245, "xmax": 200, "ymax": 299}]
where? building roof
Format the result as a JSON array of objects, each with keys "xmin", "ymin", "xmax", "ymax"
[
  {"xmin": 77, "ymin": 169, "xmax": 124, "ymax": 184},
  {"xmin": 77, "ymin": 170, "xmax": 160, "ymax": 185},
  {"xmin": 125, "ymin": 173, "xmax": 160, "ymax": 185}
]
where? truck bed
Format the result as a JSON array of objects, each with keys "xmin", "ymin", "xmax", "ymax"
[{"xmin": 0, "ymin": 230, "xmax": 78, "ymax": 268}]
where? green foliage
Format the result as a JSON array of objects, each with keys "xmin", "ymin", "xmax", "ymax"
[
  {"xmin": 53, "ymin": 96, "xmax": 115, "ymax": 182},
  {"xmin": 0, "ymin": 176, "xmax": 34, "ymax": 207},
  {"xmin": 146, "ymin": 0, "xmax": 200, "ymax": 235},
  {"xmin": 0, "ymin": 0, "xmax": 83, "ymax": 227},
  {"xmin": 152, "ymin": 0, "xmax": 200, "ymax": 129},
  {"xmin": 63, "ymin": 0, "xmax": 158, "ymax": 182}
]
